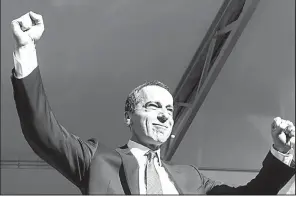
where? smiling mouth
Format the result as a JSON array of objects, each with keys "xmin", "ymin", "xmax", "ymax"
[{"xmin": 153, "ymin": 124, "xmax": 168, "ymax": 128}]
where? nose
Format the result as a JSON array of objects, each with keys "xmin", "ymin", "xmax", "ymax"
[{"xmin": 157, "ymin": 113, "xmax": 169, "ymax": 123}]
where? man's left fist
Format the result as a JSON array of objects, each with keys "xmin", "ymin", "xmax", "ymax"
[{"xmin": 271, "ymin": 117, "xmax": 295, "ymax": 153}]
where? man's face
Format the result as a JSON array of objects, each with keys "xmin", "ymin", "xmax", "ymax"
[{"xmin": 128, "ymin": 85, "xmax": 174, "ymax": 147}]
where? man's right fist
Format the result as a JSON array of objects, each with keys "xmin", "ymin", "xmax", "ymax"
[{"xmin": 11, "ymin": 11, "xmax": 44, "ymax": 47}]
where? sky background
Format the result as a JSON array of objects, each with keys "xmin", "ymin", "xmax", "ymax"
[{"xmin": 1, "ymin": 0, "xmax": 295, "ymax": 194}]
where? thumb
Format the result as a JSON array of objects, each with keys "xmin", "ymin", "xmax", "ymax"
[{"xmin": 11, "ymin": 20, "xmax": 24, "ymax": 39}]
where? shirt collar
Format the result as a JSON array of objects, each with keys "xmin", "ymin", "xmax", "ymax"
[{"xmin": 127, "ymin": 140, "xmax": 162, "ymax": 166}]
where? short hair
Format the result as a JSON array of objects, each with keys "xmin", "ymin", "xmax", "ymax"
[{"xmin": 125, "ymin": 80, "xmax": 171, "ymax": 113}]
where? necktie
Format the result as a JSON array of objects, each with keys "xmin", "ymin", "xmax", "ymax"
[{"xmin": 145, "ymin": 151, "xmax": 163, "ymax": 194}]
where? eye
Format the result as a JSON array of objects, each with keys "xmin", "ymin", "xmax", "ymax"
[
  {"xmin": 167, "ymin": 109, "xmax": 174, "ymax": 115},
  {"xmin": 148, "ymin": 103, "xmax": 158, "ymax": 108},
  {"xmin": 167, "ymin": 108, "xmax": 174, "ymax": 112}
]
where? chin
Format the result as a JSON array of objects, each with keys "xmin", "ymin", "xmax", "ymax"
[
  {"xmin": 147, "ymin": 129, "xmax": 171, "ymax": 144},
  {"xmin": 153, "ymin": 135, "xmax": 170, "ymax": 144}
]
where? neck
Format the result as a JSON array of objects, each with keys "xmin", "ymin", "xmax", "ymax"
[{"xmin": 130, "ymin": 135, "xmax": 161, "ymax": 151}]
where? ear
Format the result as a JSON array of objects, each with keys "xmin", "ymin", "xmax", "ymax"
[{"xmin": 124, "ymin": 112, "xmax": 131, "ymax": 126}]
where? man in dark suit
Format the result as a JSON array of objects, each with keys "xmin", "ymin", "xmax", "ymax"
[{"xmin": 11, "ymin": 11, "xmax": 295, "ymax": 195}]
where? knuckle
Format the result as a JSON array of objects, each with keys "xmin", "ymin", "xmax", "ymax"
[
  {"xmin": 274, "ymin": 117, "xmax": 281, "ymax": 121},
  {"xmin": 37, "ymin": 14, "xmax": 43, "ymax": 21},
  {"xmin": 21, "ymin": 14, "xmax": 26, "ymax": 19},
  {"xmin": 40, "ymin": 17, "xmax": 44, "ymax": 24},
  {"xmin": 11, "ymin": 20, "xmax": 19, "ymax": 29},
  {"xmin": 273, "ymin": 117, "xmax": 281, "ymax": 125},
  {"xmin": 11, "ymin": 20, "xmax": 16, "ymax": 26},
  {"xmin": 287, "ymin": 120, "xmax": 294, "ymax": 126},
  {"xmin": 18, "ymin": 18, "xmax": 24, "ymax": 24}
]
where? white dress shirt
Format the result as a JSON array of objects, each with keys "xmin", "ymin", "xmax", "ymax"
[
  {"xmin": 270, "ymin": 145, "xmax": 295, "ymax": 167},
  {"xmin": 13, "ymin": 43, "xmax": 38, "ymax": 79},
  {"xmin": 127, "ymin": 140, "xmax": 179, "ymax": 194}
]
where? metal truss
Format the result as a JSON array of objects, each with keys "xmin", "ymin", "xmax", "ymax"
[{"xmin": 161, "ymin": 0, "xmax": 260, "ymax": 161}]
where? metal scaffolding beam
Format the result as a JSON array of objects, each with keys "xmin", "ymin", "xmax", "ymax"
[
  {"xmin": 161, "ymin": 0, "xmax": 260, "ymax": 161},
  {"xmin": 1, "ymin": 160, "xmax": 51, "ymax": 169}
]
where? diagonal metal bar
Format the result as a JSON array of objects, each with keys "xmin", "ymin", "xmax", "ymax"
[
  {"xmin": 162, "ymin": 0, "xmax": 260, "ymax": 161},
  {"xmin": 161, "ymin": 0, "xmax": 248, "ymax": 159},
  {"xmin": 170, "ymin": 0, "xmax": 249, "ymax": 129},
  {"xmin": 172, "ymin": 0, "xmax": 234, "ymax": 100},
  {"xmin": 216, "ymin": 21, "xmax": 238, "ymax": 36},
  {"xmin": 197, "ymin": 37, "xmax": 217, "ymax": 93}
]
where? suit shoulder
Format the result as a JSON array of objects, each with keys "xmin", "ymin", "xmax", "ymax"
[
  {"xmin": 87, "ymin": 138, "xmax": 120, "ymax": 158},
  {"xmin": 85, "ymin": 138, "xmax": 113, "ymax": 158},
  {"xmin": 163, "ymin": 160, "xmax": 198, "ymax": 173}
]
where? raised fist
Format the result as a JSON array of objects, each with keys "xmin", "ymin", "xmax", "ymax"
[
  {"xmin": 271, "ymin": 117, "xmax": 295, "ymax": 153},
  {"xmin": 11, "ymin": 11, "xmax": 44, "ymax": 47}
]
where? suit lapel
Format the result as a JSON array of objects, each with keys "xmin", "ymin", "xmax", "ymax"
[
  {"xmin": 162, "ymin": 162, "xmax": 184, "ymax": 194},
  {"xmin": 116, "ymin": 145, "xmax": 140, "ymax": 195}
]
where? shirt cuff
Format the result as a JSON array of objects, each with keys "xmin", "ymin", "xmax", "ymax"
[
  {"xmin": 13, "ymin": 43, "xmax": 38, "ymax": 79},
  {"xmin": 271, "ymin": 145, "xmax": 295, "ymax": 168}
]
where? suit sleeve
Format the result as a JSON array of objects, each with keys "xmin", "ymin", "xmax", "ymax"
[
  {"xmin": 11, "ymin": 67, "xmax": 98, "ymax": 188},
  {"xmin": 196, "ymin": 152, "xmax": 295, "ymax": 195}
]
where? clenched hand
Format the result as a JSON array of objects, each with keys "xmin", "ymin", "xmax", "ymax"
[
  {"xmin": 11, "ymin": 11, "xmax": 44, "ymax": 47},
  {"xmin": 272, "ymin": 117, "xmax": 295, "ymax": 154}
]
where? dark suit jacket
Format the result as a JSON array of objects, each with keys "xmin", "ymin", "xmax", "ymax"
[{"xmin": 11, "ymin": 67, "xmax": 295, "ymax": 195}]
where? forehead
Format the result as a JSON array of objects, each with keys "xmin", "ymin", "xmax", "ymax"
[{"xmin": 137, "ymin": 85, "xmax": 173, "ymax": 105}]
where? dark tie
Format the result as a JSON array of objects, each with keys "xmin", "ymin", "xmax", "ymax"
[{"xmin": 145, "ymin": 151, "xmax": 163, "ymax": 194}]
